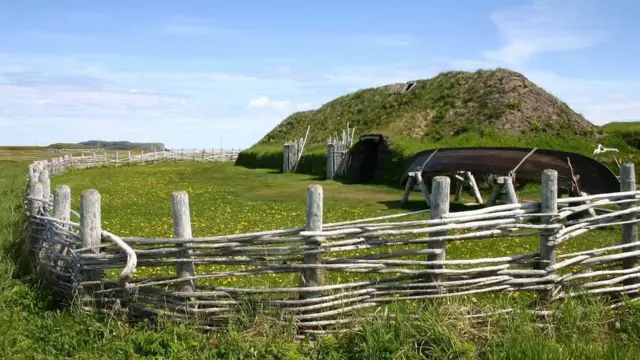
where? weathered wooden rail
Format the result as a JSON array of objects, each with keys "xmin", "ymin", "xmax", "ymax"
[{"xmin": 23, "ymin": 156, "xmax": 640, "ymax": 336}]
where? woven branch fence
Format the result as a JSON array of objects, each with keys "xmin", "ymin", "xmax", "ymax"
[{"xmin": 23, "ymin": 155, "xmax": 640, "ymax": 336}]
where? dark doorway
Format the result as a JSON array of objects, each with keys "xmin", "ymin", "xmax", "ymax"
[{"xmin": 347, "ymin": 134, "xmax": 390, "ymax": 183}]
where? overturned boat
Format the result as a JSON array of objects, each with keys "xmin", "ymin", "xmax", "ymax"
[{"xmin": 401, "ymin": 147, "xmax": 620, "ymax": 195}]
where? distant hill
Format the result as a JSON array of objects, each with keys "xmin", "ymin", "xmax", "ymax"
[
  {"xmin": 47, "ymin": 141, "xmax": 164, "ymax": 151},
  {"xmin": 256, "ymin": 68, "xmax": 597, "ymax": 146}
]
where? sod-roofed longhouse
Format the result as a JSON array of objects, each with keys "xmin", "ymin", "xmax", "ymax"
[{"xmin": 237, "ymin": 68, "xmax": 631, "ymax": 189}]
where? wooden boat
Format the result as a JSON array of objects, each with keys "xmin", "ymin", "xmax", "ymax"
[{"xmin": 401, "ymin": 147, "xmax": 620, "ymax": 195}]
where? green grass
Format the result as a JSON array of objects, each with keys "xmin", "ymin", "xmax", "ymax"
[
  {"xmin": 601, "ymin": 121, "xmax": 640, "ymax": 133},
  {"xmin": 3, "ymin": 155, "xmax": 640, "ymax": 358},
  {"xmin": 601, "ymin": 121, "xmax": 640, "ymax": 150}
]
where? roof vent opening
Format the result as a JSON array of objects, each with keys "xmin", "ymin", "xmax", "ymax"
[{"xmin": 401, "ymin": 81, "xmax": 417, "ymax": 93}]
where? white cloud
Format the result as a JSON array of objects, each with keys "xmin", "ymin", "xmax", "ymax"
[
  {"xmin": 247, "ymin": 96, "xmax": 272, "ymax": 107},
  {"xmin": 246, "ymin": 96, "xmax": 311, "ymax": 112},
  {"xmin": 485, "ymin": 0, "xmax": 605, "ymax": 65}
]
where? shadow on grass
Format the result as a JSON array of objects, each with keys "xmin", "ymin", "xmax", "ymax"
[{"xmin": 378, "ymin": 199, "xmax": 486, "ymax": 213}]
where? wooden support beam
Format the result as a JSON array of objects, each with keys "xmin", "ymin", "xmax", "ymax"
[
  {"xmin": 401, "ymin": 175, "xmax": 417, "ymax": 205},
  {"xmin": 413, "ymin": 172, "xmax": 431, "ymax": 207},
  {"xmin": 504, "ymin": 176, "xmax": 519, "ymax": 204},
  {"xmin": 486, "ymin": 182, "xmax": 504, "ymax": 207},
  {"xmin": 454, "ymin": 180, "xmax": 464, "ymax": 202},
  {"xmin": 464, "ymin": 172, "xmax": 483, "ymax": 204}
]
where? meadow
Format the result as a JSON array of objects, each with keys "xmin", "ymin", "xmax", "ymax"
[{"xmin": 2, "ymin": 149, "xmax": 640, "ymax": 358}]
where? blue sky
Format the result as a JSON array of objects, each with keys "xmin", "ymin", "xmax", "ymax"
[{"xmin": 1, "ymin": 0, "xmax": 639, "ymax": 149}]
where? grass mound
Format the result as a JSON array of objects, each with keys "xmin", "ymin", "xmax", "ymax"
[{"xmin": 256, "ymin": 68, "xmax": 596, "ymax": 145}]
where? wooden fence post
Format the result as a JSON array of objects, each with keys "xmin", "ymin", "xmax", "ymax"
[
  {"xmin": 620, "ymin": 163, "xmax": 638, "ymax": 286},
  {"xmin": 52, "ymin": 185, "xmax": 71, "ymax": 270},
  {"xmin": 28, "ymin": 169, "xmax": 39, "ymax": 189},
  {"xmin": 326, "ymin": 143, "xmax": 335, "ymax": 179},
  {"xmin": 301, "ymin": 185, "xmax": 323, "ymax": 298},
  {"xmin": 28, "ymin": 181, "xmax": 44, "ymax": 259},
  {"xmin": 29, "ymin": 181, "xmax": 43, "ymax": 216},
  {"xmin": 289, "ymin": 143, "xmax": 298, "ymax": 172},
  {"xmin": 115, "ymin": 151, "xmax": 119, "ymax": 166},
  {"xmin": 428, "ymin": 176, "xmax": 450, "ymax": 283},
  {"xmin": 172, "ymin": 191, "xmax": 196, "ymax": 293},
  {"xmin": 38, "ymin": 170, "xmax": 51, "ymax": 213},
  {"xmin": 80, "ymin": 190, "xmax": 102, "ymax": 284},
  {"xmin": 538, "ymin": 169, "xmax": 558, "ymax": 302},
  {"xmin": 53, "ymin": 185, "xmax": 71, "ymax": 230},
  {"xmin": 283, "ymin": 144, "xmax": 291, "ymax": 172},
  {"xmin": 53, "ymin": 185, "xmax": 71, "ymax": 228}
]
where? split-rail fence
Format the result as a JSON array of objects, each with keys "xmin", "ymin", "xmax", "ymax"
[{"xmin": 23, "ymin": 153, "xmax": 640, "ymax": 336}]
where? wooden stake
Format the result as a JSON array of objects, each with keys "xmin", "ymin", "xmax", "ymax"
[
  {"xmin": 620, "ymin": 163, "xmax": 638, "ymax": 287},
  {"xmin": 428, "ymin": 176, "xmax": 450, "ymax": 283},
  {"xmin": 538, "ymin": 169, "xmax": 558, "ymax": 302},
  {"xmin": 38, "ymin": 170, "xmax": 51, "ymax": 213},
  {"xmin": 326, "ymin": 143, "xmax": 335, "ymax": 180},
  {"xmin": 302, "ymin": 185, "xmax": 324, "ymax": 299},
  {"xmin": 172, "ymin": 191, "xmax": 196, "ymax": 293},
  {"xmin": 80, "ymin": 190, "xmax": 102, "ymax": 283},
  {"xmin": 52, "ymin": 185, "xmax": 71, "ymax": 268}
]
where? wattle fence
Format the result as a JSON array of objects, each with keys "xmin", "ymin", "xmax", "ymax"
[{"xmin": 23, "ymin": 154, "xmax": 640, "ymax": 336}]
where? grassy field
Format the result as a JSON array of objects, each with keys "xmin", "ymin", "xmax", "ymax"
[{"xmin": 2, "ymin": 151, "xmax": 640, "ymax": 358}]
